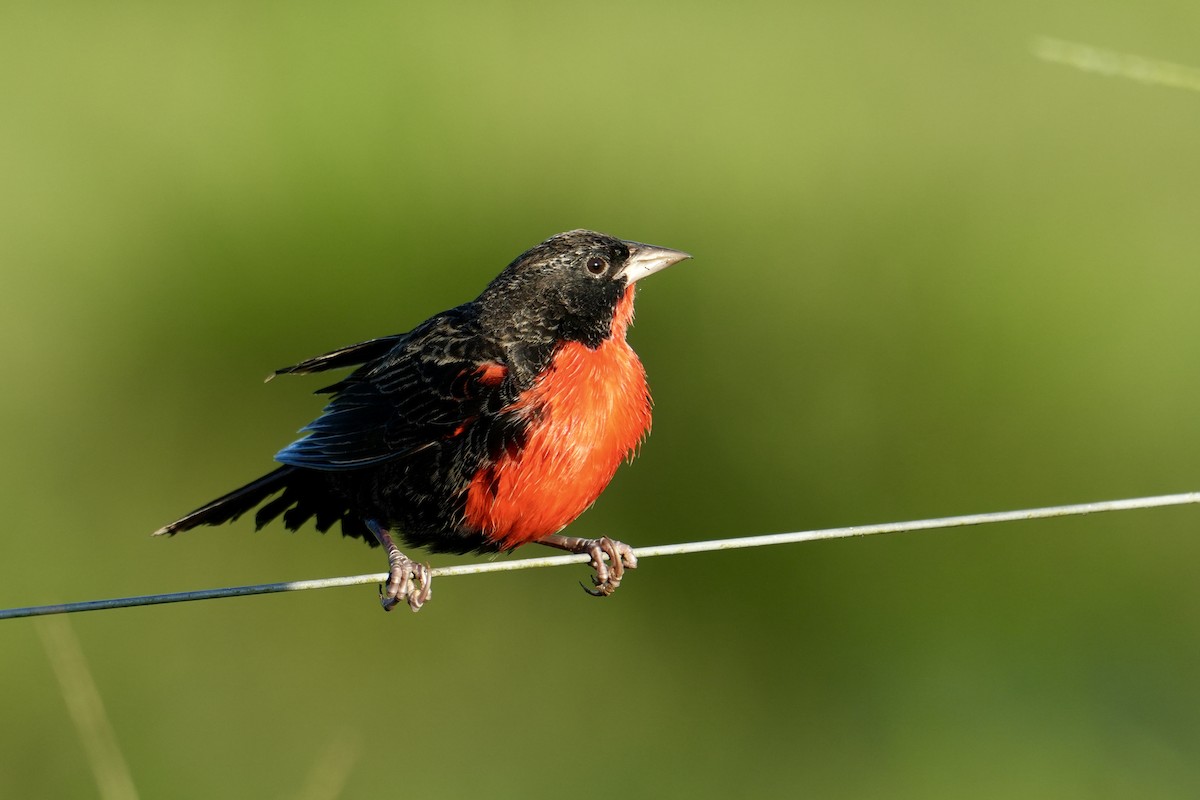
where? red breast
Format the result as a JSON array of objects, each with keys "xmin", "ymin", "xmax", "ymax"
[{"xmin": 464, "ymin": 286, "xmax": 651, "ymax": 549}]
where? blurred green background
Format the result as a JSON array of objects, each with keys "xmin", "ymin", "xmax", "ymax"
[{"xmin": 3, "ymin": 1, "xmax": 1200, "ymax": 797}]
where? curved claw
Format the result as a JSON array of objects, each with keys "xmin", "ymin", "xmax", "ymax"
[{"xmin": 579, "ymin": 580, "xmax": 604, "ymax": 597}]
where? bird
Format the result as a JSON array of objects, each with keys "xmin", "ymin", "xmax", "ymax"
[{"xmin": 154, "ymin": 229, "xmax": 691, "ymax": 611}]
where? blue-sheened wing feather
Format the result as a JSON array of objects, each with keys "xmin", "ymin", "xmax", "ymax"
[{"xmin": 274, "ymin": 308, "xmax": 510, "ymax": 471}]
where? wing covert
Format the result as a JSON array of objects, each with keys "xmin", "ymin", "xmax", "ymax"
[{"xmin": 274, "ymin": 311, "xmax": 512, "ymax": 471}]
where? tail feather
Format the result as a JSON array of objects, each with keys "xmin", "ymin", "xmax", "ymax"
[
  {"xmin": 153, "ymin": 466, "xmax": 296, "ymax": 536},
  {"xmin": 154, "ymin": 465, "xmax": 375, "ymax": 545}
]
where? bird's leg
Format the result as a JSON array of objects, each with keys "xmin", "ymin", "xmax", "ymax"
[
  {"xmin": 366, "ymin": 520, "xmax": 432, "ymax": 612},
  {"xmin": 536, "ymin": 534, "xmax": 638, "ymax": 597}
]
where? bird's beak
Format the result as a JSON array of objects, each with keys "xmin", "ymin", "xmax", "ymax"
[{"xmin": 619, "ymin": 240, "xmax": 692, "ymax": 284}]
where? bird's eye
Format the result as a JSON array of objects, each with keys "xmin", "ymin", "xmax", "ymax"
[{"xmin": 586, "ymin": 256, "xmax": 608, "ymax": 275}]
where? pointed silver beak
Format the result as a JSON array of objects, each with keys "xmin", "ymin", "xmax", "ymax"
[{"xmin": 619, "ymin": 240, "xmax": 692, "ymax": 284}]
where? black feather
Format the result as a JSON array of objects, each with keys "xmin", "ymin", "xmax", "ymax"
[
  {"xmin": 156, "ymin": 229, "xmax": 652, "ymax": 556},
  {"xmin": 270, "ymin": 334, "xmax": 406, "ymax": 379}
]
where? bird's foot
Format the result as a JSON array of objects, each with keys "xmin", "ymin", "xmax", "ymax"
[
  {"xmin": 381, "ymin": 551, "xmax": 432, "ymax": 612},
  {"xmin": 367, "ymin": 520, "xmax": 432, "ymax": 612},
  {"xmin": 582, "ymin": 536, "xmax": 637, "ymax": 596},
  {"xmin": 537, "ymin": 534, "xmax": 638, "ymax": 597}
]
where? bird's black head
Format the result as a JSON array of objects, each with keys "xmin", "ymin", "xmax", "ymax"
[{"xmin": 479, "ymin": 229, "xmax": 690, "ymax": 350}]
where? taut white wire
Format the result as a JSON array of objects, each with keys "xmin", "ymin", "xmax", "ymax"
[{"xmin": 2, "ymin": 491, "xmax": 1197, "ymax": 620}]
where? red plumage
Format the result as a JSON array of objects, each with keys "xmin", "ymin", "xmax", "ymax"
[{"xmin": 465, "ymin": 287, "xmax": 651, "ymax": 550}]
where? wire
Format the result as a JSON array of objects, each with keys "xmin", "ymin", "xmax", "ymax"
[{"xmin": 2, "ymin": 491, "xmax": 1197, "ymax": 620}]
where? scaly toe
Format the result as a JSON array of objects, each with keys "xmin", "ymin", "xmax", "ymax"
[
  {"xmin": 599, "ymin": 538, "xmax": 625, "ymax": 583},
  {"xmin": 407, "ymin": 563, "xmax": 433, "ymax": 612}
]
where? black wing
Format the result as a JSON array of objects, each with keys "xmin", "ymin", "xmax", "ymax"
[
  {"xmin": 274, "ymin": 308, "xmax": 514, "ymax": 471},
  {"xmin": 270, "ymin": 334, "xmax": 407, "ymax": 378}
]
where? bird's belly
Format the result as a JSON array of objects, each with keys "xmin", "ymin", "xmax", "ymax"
[{"xmin": 464, "ymin": 337, "xmax": 651, "ymax": 550}]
